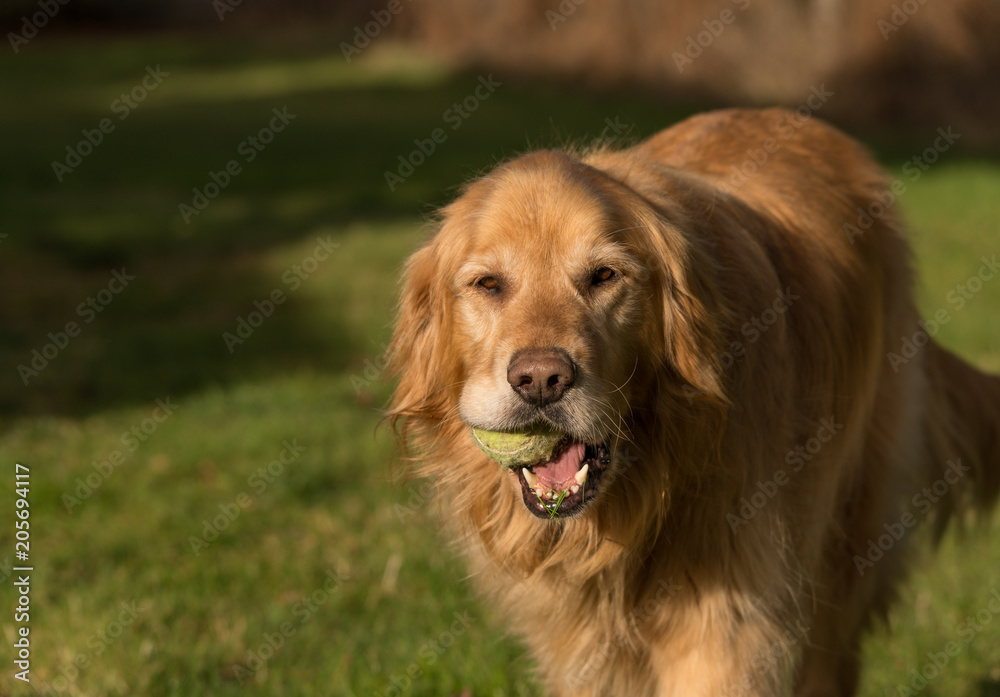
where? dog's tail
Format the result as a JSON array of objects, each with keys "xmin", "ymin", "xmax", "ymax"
[{"xmin": 924, "ymin": 340, "xmax": 1000, "ymax": 532}]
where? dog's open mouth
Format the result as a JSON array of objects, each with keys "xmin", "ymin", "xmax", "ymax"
[{"xmin": 515, "ymin": 439, "xmax": 611, "ymax": 519}]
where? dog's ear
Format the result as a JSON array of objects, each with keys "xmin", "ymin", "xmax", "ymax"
[
  {"xmin": 386, "ymin": 195, "xmax": 479, "ymax": 442},
  {"xmin": 630, "ymin": 203, "xmax": 731, "ymax": 408},
  {"xmin": 387, "ymin": 233, "xmax": 454, "ymax": 431}
]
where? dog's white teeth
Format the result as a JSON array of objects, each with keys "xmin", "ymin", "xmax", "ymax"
[
  {"xmin": 574, "ymin": 464, "xmax": 589, "ymax": 487},
  {"xmin": 522, "ymin": 468, "xmax": 539, "ymax": 489},
  {"xmin": 570, "ymin": 485, "xmax": 580, "ymax": 494}
]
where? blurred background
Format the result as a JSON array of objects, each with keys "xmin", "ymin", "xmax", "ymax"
[{"xmin": 0, "ymin": 0, "xmax": 998, "ymax": 695}]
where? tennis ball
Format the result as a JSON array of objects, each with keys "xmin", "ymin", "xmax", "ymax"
[{"xmin": 470, "ymin": 426, "xmax": 564, "ymax": 469}]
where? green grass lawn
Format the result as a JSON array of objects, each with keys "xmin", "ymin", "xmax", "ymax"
[{"xmin": 0, "ymin": 34, "xmax": 998, "ymax": 697}]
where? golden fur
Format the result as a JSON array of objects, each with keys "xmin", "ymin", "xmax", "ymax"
[{"xmin": 387, "ymin": 108, "xmax": 1000, "ymax": 696}]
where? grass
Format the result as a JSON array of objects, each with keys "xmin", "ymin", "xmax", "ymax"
[{"xmin": 0, "ymin": 33, "xmax": 998, "ymax": 697}]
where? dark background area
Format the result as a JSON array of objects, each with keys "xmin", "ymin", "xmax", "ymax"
[{"xmin": 4, "ymin": 0, "xmax": 1000, "ymax": 146}]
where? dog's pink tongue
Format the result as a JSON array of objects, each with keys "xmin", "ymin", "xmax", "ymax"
[{"xmin": 534, "ymin": 442, "xmax": 586, "ymax": 491}]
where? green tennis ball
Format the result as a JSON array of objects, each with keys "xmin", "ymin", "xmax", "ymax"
[{"xmin": 470, "ymin": 426, "xmax": 564, "ymax": 469}]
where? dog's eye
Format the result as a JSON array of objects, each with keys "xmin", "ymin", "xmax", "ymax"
[
  {"xmin": 476, "ymin": 276, "xmax": 501, "ymax": 293},
  {"xmin": 591, "ymin": 267, "xmax": 616, "ymax": 286}
]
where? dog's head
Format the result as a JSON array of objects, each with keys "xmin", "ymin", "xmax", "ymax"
[{"xmin": 389, "ymin": 149, "xmax": 728, "ymax": 526}]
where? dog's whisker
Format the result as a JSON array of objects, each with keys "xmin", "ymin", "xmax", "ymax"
[
  {"xmin": 588, "ymin": 396, "xmax": 634, "ymax": 449},
  {"xmin": 608, "ymin": 357, "xmax": 640, "ymax": 396}
]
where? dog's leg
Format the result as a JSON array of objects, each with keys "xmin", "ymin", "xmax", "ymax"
[{"xmin": 642, "ymin": 597, "xmax": 805, "ymax": 697}]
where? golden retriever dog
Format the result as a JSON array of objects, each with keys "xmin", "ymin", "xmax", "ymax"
[{"xmin": 387, "ymin": 108, "xmax": 1000, "ymax": 696}]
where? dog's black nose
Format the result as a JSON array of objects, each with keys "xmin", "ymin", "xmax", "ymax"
[{"xmin": 507, "ymin": 348, "xmax": 576, "ymax": 406}]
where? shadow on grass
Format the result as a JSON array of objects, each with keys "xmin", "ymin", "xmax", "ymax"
[{"xmin": 0, "ymin": 247, "xmax": 352, "ymax": 417}]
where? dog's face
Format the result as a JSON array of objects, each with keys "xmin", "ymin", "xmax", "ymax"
[
  {"xmin": 391, "ymin": 150, "xmax": 726, "ymax": 521},
  {"xmin": 451, "ymin": 154, "xmax": 653, "ymax": 517}
]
